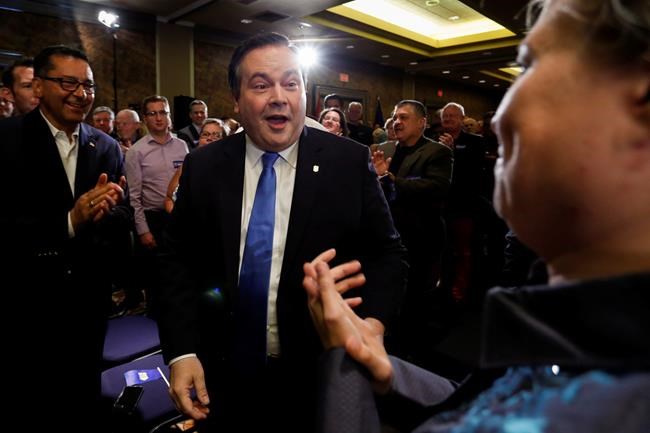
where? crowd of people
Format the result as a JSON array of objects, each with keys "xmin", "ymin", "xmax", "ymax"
[{"xmin": 1, "ymin": 0, "xmax": 647, "ymax": 431}]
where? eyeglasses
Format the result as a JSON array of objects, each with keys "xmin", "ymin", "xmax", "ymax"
[
  {"xmin": 200, "ymin": 131, "xmax": 223, "ymax": 139},
  {"xmin": 145, "ymin": 110, "xmax": 170, "ymax": 117},
  {"xmin": 39, "ymin": 76, "xmax": 96, "ymax": 94}
]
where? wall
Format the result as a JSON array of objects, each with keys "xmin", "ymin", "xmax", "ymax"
[
  {"xmin": 194, "ymin": 40, "xmax": 236, "ymax": 119},
  {"xmin": 2, "ymin": 8, "xmax": 503, "ymax": 127}
]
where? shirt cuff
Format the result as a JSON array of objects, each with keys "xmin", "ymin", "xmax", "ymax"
[
  {"xmin": 67, "ymin": 212, "xmax": 76, "ymax": 238},
  {"xmin": 169, "ymin": 353, "xmax": 198, "ymax": 366}
]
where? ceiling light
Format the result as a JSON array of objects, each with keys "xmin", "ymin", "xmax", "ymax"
[
  {"xmin": 346, "ymin": 45, "xmax": 355, "ymax": 49},
  {"xmin": 409, "ymin": 61, "xmax": 418, "ymax": 65},
  {"xmin": 381, "ymin": 54, "xmax": 390, "ymax": 58},
  {"xmin": 493, "ymin": 84, "xmax": 500, "ymax": 87},
  {"xmin": 462, "ymin": 75, "xmax": 469, "ymax": 79},
  {"xmin": 442, "ymin": 70, "xmax": 451, "ymax": 74},
  {"xmin": 448, "ymin": 16, "xmax": 460, "ymax": 21},
  {"xmin": 328, "ymin": 0, "xmax": 515, "ymax": 49},
  {"xmin": 299, "ymin": 21, "xmax": 312, "ymax": 28},
  {"xmin": 425, "ymin": 0, "xmax": 440, "ymax": 6},
  {"xmin": 479, "ymin": 79, "xmax": 486, "ymax": 83},
  {"xmin": 98, "ymin": 10, "xmax": 119, "ymax": 28},
  {"xmin": 499, "ymin": 66, "xmax": 524, "ymax": 77},
  {"xmin": 298, "ymin": 46, "xmax": 318, "ymax": 68},
  {"xmin": 240, "ymin": 18, "xmax": 253, "ymax": 24}
]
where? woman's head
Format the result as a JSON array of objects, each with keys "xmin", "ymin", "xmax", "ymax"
[
  {"xmin": 492, "ymin": 0, "xmax": 650, "ymax": 268},
  {"xmin": 319, "ymin": 107, "xmax": 348, "ymax": 136}
]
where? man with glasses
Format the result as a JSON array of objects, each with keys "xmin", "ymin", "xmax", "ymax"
[
  {"xmin": 0, "ymin": 45, "xmax": 132, "ymax": 431},
  {"xmin": 125, "ymin": 95, "xmax": 188, "ymax": 305}
]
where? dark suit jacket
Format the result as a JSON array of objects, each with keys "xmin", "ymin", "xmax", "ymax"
[
  {"xmin": 0, "ymin": 109, "xmax": 132, "ymax": 425},
  {"xmin": 177, "ymin": 124, "xmax": 200, "ymax": 149},
  {"xmin": 378, "ymin": 136, "xmax": 453, "ymax": 257},
  {"xmin": 155, "ymin": 127, "xmax": 407, "ymax": 424}
]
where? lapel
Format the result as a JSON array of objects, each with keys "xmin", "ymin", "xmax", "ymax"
[
  {"xmin": 397, "ymin": 137, "xmax": 427, "ymax": 177},
  {"xmin": 219, "ymin": 134, "xmax": 246, "ymax": 292},
  {"xmin": 190, "ymin": 125, "xmax": 200, "ymax": 140},
  {"xmin": 27, "ymin": 111, "xmax": 75, "ymax": 207},
  {"xmin": 74, "ymin": 123, "xmax": 97, "ymax": 199},
  {"xmin": 281, "ymin": 128, "xmax": 322, "ymax": 279}
]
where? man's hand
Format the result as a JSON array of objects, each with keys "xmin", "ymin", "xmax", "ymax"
[
  {"xmin": 70, "ymin": 173, "xmax": 125, "ymax": 229},
  {"xmin": 303, "ymin": 250, "xmax": 393, "ymax": 393},
  {"xmin": 169, "ymin": 357, "xmax": 210, "ymax": 420},
  {"xmin": 438, "ymin": 132, "xmax": 454, "ymax": 148},
  {"xmin": 371, "ymin": 150, "xmax": 392, "ymax": 177}
]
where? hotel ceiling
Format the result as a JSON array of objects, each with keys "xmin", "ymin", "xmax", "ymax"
[{"xmin": 2, "ymin": 0, "xmax": 530, "ymax": 91}]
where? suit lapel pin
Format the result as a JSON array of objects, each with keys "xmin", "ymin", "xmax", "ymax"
[
  {"xmin": 313, "ymin": 165, "xmax": 319, "ymax": 173},
  {"xmin": 89, "ymin": 140, "xmax": 96, "ymax": 148}
]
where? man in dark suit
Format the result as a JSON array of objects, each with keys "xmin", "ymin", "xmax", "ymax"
[
  {"xmin": 0, "ymin": 45, "xmax": 131, "ymax": 431},
  {"xmin": 176, "ymin": 99, "xmax": 207, "ymax": 149},
  {"xmin": 372, "ymin": 100, "xmax": 453, "ymax": 363},
  {"xmin": 155, "ymin": 32, "xmax": 407, "ymax": 431}
]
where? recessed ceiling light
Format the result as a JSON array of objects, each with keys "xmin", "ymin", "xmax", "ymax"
[
  {"xmin": 381, "ymin": 54, "xmax": 390, "ymax": 58},
  {"xmin": 442, "ymin": 70, "xmax": 451, "ymax": 74},
  {"xmin": 482, "ymin": 51, "xmax": 492, "ymax": 56},
  {"xmin": 346, "ymin": 45, "xmax": 354, "ymax": 49},
  {"xmin": 327, "ymin": 0, "xmax": 516, "ymax": 49},
  {"xmin": 462, "ymin": 75, "xmax": 470, "ymax": 79},
  {"xmin": 240, "ymin": 18, "xmax": 253, "ymax": 24},
  {"xmin": 493, "ymin": 84, "xmax": 500, "ymax": 87},
  {"xmin": 409, "ymin": 61, "xmax": 418, "ymax": 65},
  {"xmin": 299, "ymin": 21, "xmax": 312, "ymax": 28},
  {"xmin": 479, "ymin": 79, "xmax": 486, "ymax": 83}
]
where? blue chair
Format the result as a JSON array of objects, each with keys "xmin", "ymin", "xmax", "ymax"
[
  {"xmin": 103, "ymin": 315, "xmax": 160, "ymax": 365},
  {"xmin": 102, "ymin": 353, "xmax": 179, "ymax": 431}
]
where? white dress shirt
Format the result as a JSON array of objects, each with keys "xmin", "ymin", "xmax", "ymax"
[
  {"xmin": 40, "ymin": 110, "xmax": 79, "ymax": 238},
  {"xmin": 240, "ymin": 135, "xmax": 298, "ymax": 356}
]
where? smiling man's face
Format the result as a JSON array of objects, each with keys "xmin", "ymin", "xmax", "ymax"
[{"xmin": 233, "ymin": 44, "xmax": 306, "ymax": 152}]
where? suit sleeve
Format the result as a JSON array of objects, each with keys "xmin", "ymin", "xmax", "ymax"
[
  {"xmin": 392, "ymin": 145, "xmax": 453, "ymax": 201},
  {"xmin": 316, "ymin": 348, "xmax": 382, "ymax": 433},
  {"xmin": 316, "ymin": 349, "xmax": 456, "ymax": 433},
  {"xmin": 154, "ymin": 151, "xmax": 201, "ymax": 362}
]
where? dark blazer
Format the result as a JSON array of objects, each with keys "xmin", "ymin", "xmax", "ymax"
[
  {"xmin": 0, "ymin": 109, "xmax": 132, "ymax": 424},
  {"xmin": 378, "ymin": 136, "xmax": 453, "ymax": 255},
  {"xmin": 155, "ymin": 127, "xmax": 407, "ymax": 426},
  {"xmin": 177, "ymin": 124, "xmax": 200, "ymax": 149}
]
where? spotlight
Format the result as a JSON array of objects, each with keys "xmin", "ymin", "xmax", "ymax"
[
  {"xmin": 298, "ymin": 46, "xmax": 318, "ymax": 68},
  {"xmin": 98, "ymin": 10, "xmax": 119, "ymax": 28}
]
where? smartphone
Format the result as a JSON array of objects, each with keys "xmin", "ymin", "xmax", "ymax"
[{"xmin": 113, "ymin": 385, "xmax": 144, "ymax": 415}]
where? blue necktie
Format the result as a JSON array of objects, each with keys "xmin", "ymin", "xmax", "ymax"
[{"xmin": 237, "ymin": 152, "xmax": 280, "ymax": 372}]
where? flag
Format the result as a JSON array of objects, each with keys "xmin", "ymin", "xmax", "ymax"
[
  {"xmin": 374, "ymin": 96, "xmax": 384, "ymax": 128},
  {"xmin": 124, "ymin": 368, "xmax": 163, "ymax": 385}
]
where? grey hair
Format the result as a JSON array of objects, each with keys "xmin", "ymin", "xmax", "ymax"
[{"xmin": 528, "ymin": 0, "xmax": 649, "ymax": 66}]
